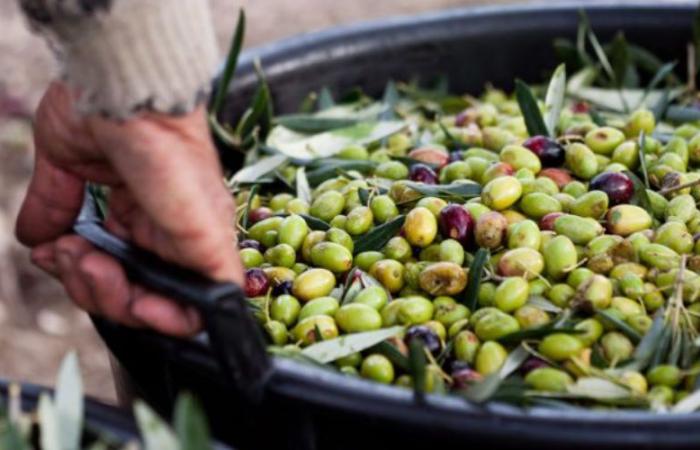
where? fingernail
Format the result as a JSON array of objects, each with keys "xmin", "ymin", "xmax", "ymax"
[
  {"xmin": 186, "ymin": 307, "xmax": 202, "ymax": 333},
  {"xmin": 32, "ymin": 255, "xmax": 57, "ymax": 274},
  {"xmin": 56, "ymin": 251, "xmax": 74, "ymax": 274}
]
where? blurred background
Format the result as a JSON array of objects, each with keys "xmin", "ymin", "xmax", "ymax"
[{"xmin": 0, "ymin": 0, "xmax": 516, "ymax": 403}]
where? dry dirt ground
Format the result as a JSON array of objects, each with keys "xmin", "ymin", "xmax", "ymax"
[{"xmin": 0, "ymin": 0, "xmax": 514, "ymax": 403}]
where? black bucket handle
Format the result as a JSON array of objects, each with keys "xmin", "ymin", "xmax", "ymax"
[{"xmin": 73, "ymin": 190, "xmax": 271, "ymax": 404}]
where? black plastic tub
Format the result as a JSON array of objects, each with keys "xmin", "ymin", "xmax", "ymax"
[{"xmin": 92, "ymin": 2, "xmax": 700, "ymax": 449}]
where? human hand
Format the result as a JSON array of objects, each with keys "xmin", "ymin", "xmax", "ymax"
[{"xmin": 15, "ymin": 82, "xmax": 243, "ymax": 337}]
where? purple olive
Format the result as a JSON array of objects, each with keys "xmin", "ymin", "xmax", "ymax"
[
  {"xmin": 244, "ymin": 268, "xmax": 269, "ymax": 297},
  {"xmin": 451, "ymin": 367, "xmax": 483, "ymax": 389},
  {"xmin": 239, "ymin": 239, "xmax": 263, "ymax": 251},
  {"xmin": 449, "ymin": 150, "xmax": 465, "ymax": 163},
  {"xmin": 439, "ymin": 204, "xmax": 474, "ymax": 246},
  {"xmin": 589, "ymin": 171, "xmax": 634, "ymax": 206},
  {"xmin": 248, "ymin": 207, "xmax": 273, "ymax": 224},
  {"xmin": 539, "ymin": 212, "xmax": 564, "ymax": 231},
  {"xmin": 409, "ymin": 163, "xmax": 438, "ymax": 184},
  {"xmin": 404, "ymin": 325, "xmax": 442, "ymax": 355},
  {"xmin": 519, "ymin": 357, "xmax": 549, "ymax": 375},
  {"xmin": 272, "ymin": 280, "xmax": 293, "ymax": 296},
  {"xmin": 523, "ymin": 135, "xmax": 565, "ymax": 167}
]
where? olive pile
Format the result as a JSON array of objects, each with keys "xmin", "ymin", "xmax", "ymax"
[{"xmin": 236, "ymin": 84, "xmax": 700, "ymax": 410}]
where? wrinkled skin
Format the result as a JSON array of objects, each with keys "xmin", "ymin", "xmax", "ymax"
[{"xmin": 15, "ymin": 82, "xmax": 243, "ymax": 337}]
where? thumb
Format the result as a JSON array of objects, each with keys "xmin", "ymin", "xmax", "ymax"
[{"xmin": 15, "ymin": 154, "xmax": 85, "ymax": 246}]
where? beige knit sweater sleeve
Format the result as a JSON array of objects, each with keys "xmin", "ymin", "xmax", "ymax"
[{"xmin": 20, "ymin": 0, "xmax": 220, "ymax": 118}]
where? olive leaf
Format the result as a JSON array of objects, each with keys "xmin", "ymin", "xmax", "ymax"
[
  {"xmin": 566, "ymin": 377, "xmax": 631, "ymax": 401},
  {"xmin": 353, "ymin": 215, "xmax": 406, "ymax": 255},
  {"xmin": 306, "ymin": 160, "xmax": 376, "ymax": 186},
  {"xmin": 402, "ymin": 181, "xmax": 481, "ymax": 201},
  {"xmin": 236, "ymin": 59, "xmax": 273, "ymax": 143},
  {"xmin": 380, "ymin": 80, "xmax": 400, "ymax": 121},
  {"xmin": 544, "ymin": 64, "xmax": 567, "ymax": 137},
  {"xmin": 0, "ymin": 421, "xmax": 28, "ymax": 450},
  {"xmin": 38, "ymin": 394, "xmax": 60, "ymax": 450},
  {"xmin": 408, "ymin": 339, "xmax": 428, "ymax": 396},
  {"xmin": 568, "ymin": 86, "xmax": 683, "ymax": 113},
  {"xmin": 672, "ymin": 388, "xmax": 700, "ymax": 413},
  {"xmin": 274, "ymin": 116, "xmax": 360, "ymax": 133},
  {"xmin": 301, "ymin": 326, "xmax": 404, "ymax": 364},
  {"xmin": 134, "ymin": 401, "xmax": 179, "ymax": 450},
  {"xmin": 463, "ymin": 248, "xmax": 489, "ymax": 311},
  {"xmin": 515, "ymin": 79, "xmax": 549, "ymax": 137},
  {"xmin": 318, "ymin": 87, "xmax": 335, "ymax": 110},
  {"xmin": 623, "ymin": 169, "xmax": 651, "ymax": 210},
  {"xmin": 275, "ymin": 103, "xmax": 387, "ymax": 133},
  {"xmin": 597, "ymin": 309, "xmax": 642, "ymax": 343},
  {"xmin": 232, "ymin": 154, "xmax": 288, "ymax": 184},
  {"xmin": 462, "ymin": 344, "xmax": 529, "ymax": 403},
  {"xmin": 266, "ymin": 121, "xmax": 405, "ymax": 161},
  {"xmin": 665, "ymin": 105, "xmax": 700, "ymax": 123},
  {"xmin": 210, "ymin": 9, "xmax": 245, "ymax": 116},
  {"xmin": 295, "ymin": 167, "xmax": 312, "ymax": 204},
  {"xmin": 624, "ymin": 308, "xmax": 666, "ymax": 371},
  {"xmin": 358, "ymin": 188, "xmax": 371, "ymax": 206},
  {"xmin": 174, "ymin": 394, "xmax": 212, "ymax": 450},
  {"xmin": 241, "ymin": 184, "xmax": 259, "ymax": 230},
  {"xmin": 578, "ymin": 10, "xmax": 615, "ymax": 83},
  {"xmin": 273, "ymin": 213, "xmax": 330, "ymax": 231},
  {"xmin": 390, "ymin": 156, "xmax": 440, "ymax": 169},
  {"xmin": 498, "ymin": 325, "xmax": 581, "ymax": 345},
  {"xmin": 526, "ymin": 295, "xmax": 562, "ymax": 313},
  {"xmin": 639, "ymin": 61, "xmax": 677, "ymax": 109},
  {"xmin": 55, "ymin": 352, "xmax": 83, "ymax": 450},
  {"xmin": 373, "ymin": 341, "xmax": 410, "ymax": 371}
]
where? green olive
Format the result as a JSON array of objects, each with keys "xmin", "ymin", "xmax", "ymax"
[
  {"xmin": 278, "ymin": 214, "xmax": 310, "ymax": 250},
  {"xmin": 270, "ymin": 294, "xmax": 301, "ymax": 326},
  {"xmin": 298, "ymin": 296, "xmax": 340, "ymax": 321},
  {"xmin": 481, "ymin": 176, "xmax": 522, "ymax": 210},
  {"xmin": 352, "ymin": 286, "xmax": 389, "ymax": 311},
  {"xmin": 507, "ymin": 219, "xmax": 542, "ymax": 250},
  {"xmin": 498, "ymin": 247, "xmax": 544, "ymax": 280},
  {"xmin": 525, "ymin": 367, "xmax": 573, "ymax": 392},
  {"xmin": 454, "ymin": 330, "xmax": 480, "ymax": 363},
  {"xmin": 336, "ymin": 303, "xmax": 383, "ymax": 332},
  {"xmin": 370, "ymin": 259, "xmax": 405, "ymax": 293},
  {"xmin": 538, "ymin": 333, "xmax": 583, "ymax": 361},
  {"xmin": 310, "ymin": 242, "xmax": 353, "ymax": 273},
  {"xmin": 494, "ymin": 277, "xmax": 529, "ymax": 313},
  {"xmin": 398, "ymin": 296, "xmax": 435, "ymax": 325},
  {"xmin": 310, "ymin": 191, "xmax": 345, "ymax": 222},
  {"xmin": 361, "ymin": 354, "xmax": 395, "ymax": 384},
  {"xmin": 404, "ymin": 207, "xmax": 438, "ymax": 247},
  {"xmin": 474, "ymin": 310, "xmax": 520, "ymax": 340},
  {"xmin": 475, "ymin": 341, "xmax": 508, "ymax": 375},
  {"xmin": 585, "ymin": 127, "xmax": 626, "ymax": 155},
  {"xmin": 370, "ymin": 195, "xmax": 400, "ymax": 223},
  {"xmin": 292, "ymin": 268, "xmax": 336, "ymax": 302},
  {"xmin": 474, "ymin": 211, "xmax": 508, "ymax": 249},
  {"xmin": 293, "ymin": 315, "xmax": 339, "ymax": 345},
  {"xmin": 419, "ymin": 262, "xmax": 468, "ymax": 296}
]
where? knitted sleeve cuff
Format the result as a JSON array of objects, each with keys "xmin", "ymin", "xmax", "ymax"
[{"xmin": 20, "ymin": 0, "xmax": 220, "ymax": 118}]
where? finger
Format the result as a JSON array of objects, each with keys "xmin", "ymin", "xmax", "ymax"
[
  {"xmin": 97, "ymin": 111, "xmax": 241, "ymax": 282},
  {"xmin": 77, "ymin": 251, "xmax": 144, "ymax": 328},
  {"xmin": 129, "ymin": 287, "xmax": 202, "ymax": 337},
  {"xmin": 15, "ymin": 154, "xmax": 85, "ymax": 247},
  {"xmin": 54, "ymin": 235, "xmax": 98, "ymax": 314},
  {"xmin": 30, "ymin": 242, "xmax": 59, "ymax": 276}
]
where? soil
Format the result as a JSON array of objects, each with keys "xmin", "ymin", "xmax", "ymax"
[{"xmin": 0, "ymin": 0, "xmax": 512, "ymax": 404}]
